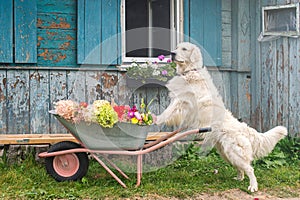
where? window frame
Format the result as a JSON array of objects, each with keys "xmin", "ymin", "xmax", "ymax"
[
  {"xmin": 262, "ymin": 3, "xmax": 300, "ymax": 36},
  {"xmin": 120, "ymin": 0, "xmax": 184, "ymax": 64}
]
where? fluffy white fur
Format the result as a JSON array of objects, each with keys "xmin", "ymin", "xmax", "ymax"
[{"xmin": 157, "ymin": 42, "xmax": 288, "ymax": 192}]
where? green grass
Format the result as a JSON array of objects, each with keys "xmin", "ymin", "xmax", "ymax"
[{"xmin": 0, "ymin": 139, "xmax": 299, "ymax": 199}]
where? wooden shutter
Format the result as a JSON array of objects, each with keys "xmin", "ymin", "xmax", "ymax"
[
  {"xmin": 0, "ymin": 0, "xmax": 37, "ymax": 63},
  {"xmin": 14, "ymin": 0, "xmax": 37, "ymax": 63},
  {"xmin": 77, "ymin": 0, "xmax": 120, "ymax": 65},
  {"xmin": 184, "ymin": 0, "xmax": 222, "ymax": 66},
  {"xmin": 0, "ymin": 0, "xmax": 13, "ymax": 63}
]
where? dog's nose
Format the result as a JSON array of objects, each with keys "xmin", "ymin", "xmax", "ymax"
[{"xmin": 171, "ymin": 52, "xmax": 176, "ymax": 61}]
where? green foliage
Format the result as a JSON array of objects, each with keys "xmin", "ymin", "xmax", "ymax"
[
  {"xmin": 253, "ymin": 148, "xmax": 287, "ymax": 168},
  {"xmin": 254, "ymin": 137, "xmax": 300, "ymax": 168},
  {"xmin": 277, "ymin": 136, "xmax": 300, "ymax": 163},
  {"xmin": 174, "ymin": 142, "xmax": 202, "ymax": 161}
]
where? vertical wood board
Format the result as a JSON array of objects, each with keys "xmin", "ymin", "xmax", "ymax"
[
  {"xmin": 101, "ymin": 0, "xmax": 119, "ymax": 65},
  {"xmin": 14, "ymin": 0, "xmax": 37, "ymax": 63},
  {"xmin": 260, "ymin": 41, "xmax": 274, "ymax": 131},
  {"xmin": 6, "ymin": 70, "xmax": 30, "ymax": 134},
  {"xmin": 67, "ymin": 70, "xmax": 86, "ymax": 102},
  {"xmin": 77, "ymin": 0, "xmax": 101, "ymax": 64},
  {"xmin": 0, "ymin": 70, "xmax": 7, "ymax": 133},
  {"xmin": 187, "ymin": 0, "xmax": 222, "ymax": 66},
  {"xmin": 276, "ymin": 38, "xmax": 289, "ymax": 128},
  {"xmin": 86, "ymin": 71, "xmax": 102, "ymax": 103},
  {"xmin": 29, "ymin": 70, "xmax": 50, "ymax": 133},
  {"xmin": 0, "ymin": 0, "xmax": 13, "ymax": 63},
  {"xmin": 49, "ymin": 71, "xmax": 67, "ymax": 133},
  {"xmin": 100, "ymin": 72, "xmax": 119, "ymax": 101},
  {"xmin": 238, "ymin": 73, "xmax": 251, "ymax": 123},
  {"xmin": 288, "ymin": 38, "xmax": 300, "ymax": 136}
]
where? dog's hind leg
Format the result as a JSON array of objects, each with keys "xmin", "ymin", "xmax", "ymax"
[
  {"xmin": 216, "ymin": 138, "xmax": 258, "ymax": 192},
  {"xmin": 235, "ymin": 162, "xmax": 258, "ymax": 192},
  {"xmin": 245, "ymin": 165, "xmax": 258, "ymax": 192},
  {"xmin": 232, "ymin": 155, "xmax": 258, "ymax": 192}
]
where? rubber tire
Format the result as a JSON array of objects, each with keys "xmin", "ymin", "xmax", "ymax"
[{"xmin": 45, "ymin": 141, "xmax": 89, "ymax": 182}]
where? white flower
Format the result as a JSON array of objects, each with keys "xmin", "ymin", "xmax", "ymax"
[
  {"xmin": 131, "ymin": 63, "xmax": 138, "ymax": 67},
  {"xmin": 151, "ymin": 64, "xmax": 159, "ymax": 70},
  {"xmin": 141, "ymin": 63, "xmax": 148, "ymax": 68},
  {"xmin": 152, "ymin": 70, "xmax": 160, "ymax": 76}
]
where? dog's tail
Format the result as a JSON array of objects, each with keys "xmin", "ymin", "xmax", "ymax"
[{"xmin": 253, "ymin": 126, "xmax": 288, "ymax": 159}]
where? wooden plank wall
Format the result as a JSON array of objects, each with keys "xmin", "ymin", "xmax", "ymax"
[
  {"xmin": 0, "ymin": 0, "xmax": 227, "ymax": 134},
  {"xmin": 0, "ymin": 0, "xmax": 298, "ymax": 136},
  {"xmin": 251, "ymin": 0, "xmax": 300, "ymax": 136}
]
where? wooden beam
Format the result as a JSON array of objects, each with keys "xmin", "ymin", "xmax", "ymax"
[
  {"xmin": 0, "ymin": 134, "xmax": 77, "ymax": 145},
  {"xmin": 0, "ymin": 132, "xmax": 171, "ymax": 145}
]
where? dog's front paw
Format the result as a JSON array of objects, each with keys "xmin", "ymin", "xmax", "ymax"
[
  {"xmin": 155, "ymin": 115, "xmax": 163, "ymax": 125},
  {"xmin": 248, "ymin": 184, "xmax": 258, "ymax": 192}
]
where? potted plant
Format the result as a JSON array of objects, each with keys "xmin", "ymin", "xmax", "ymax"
[{"xmin": 125, "ymin": 55, "xmax": 176, "ymax": 87}]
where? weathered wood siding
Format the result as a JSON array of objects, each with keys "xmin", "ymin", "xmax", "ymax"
[
  {"xmin": 250, "ymin": 0, "xmax": 300, "ymax": 136},
  {"xmin": 0, "ymin": 0, "xmax": 298, "ymax": 136},
  {"xmin": 0, "ymin": 0, "xmax": 229, "ymax": 134}
]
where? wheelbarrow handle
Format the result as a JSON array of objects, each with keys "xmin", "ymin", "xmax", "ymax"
[{"xmin": 198, "ymin": 127, "xmax": 212, "ymax": 133}]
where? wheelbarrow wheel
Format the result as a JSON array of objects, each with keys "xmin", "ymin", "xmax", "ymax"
[{"xmin": 45, "ymin": 141, "xmax": 89, "ymax": 182}]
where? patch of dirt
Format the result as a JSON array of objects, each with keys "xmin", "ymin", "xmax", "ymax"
[
  {"xmin": 126, "ymin": 189, "xmax": 300, "ymax": 200},
  {"xmin": 191, "ymin": 189, "xmax": 300, "ymax": 200}
]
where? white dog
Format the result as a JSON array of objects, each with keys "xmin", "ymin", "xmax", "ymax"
[{"xmin": 157, "ymin": 42, "xmax": 287, "ymax": 192}]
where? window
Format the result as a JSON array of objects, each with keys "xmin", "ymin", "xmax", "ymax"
[
  {"xmin": 77, "ymin": 0, "xmax": 221, "ymax": 66},
  {"xmin": 262, "ymin": 3, "xmax": 300, "ymax": 36},
  {"xmin": 122, "ymin": 0, "xmax": 183, "ymax": 62}
]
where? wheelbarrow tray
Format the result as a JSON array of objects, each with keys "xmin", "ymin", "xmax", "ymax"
[{"xmin": 52, "ymin": 112, "xmax": 157, "ymax": 150}]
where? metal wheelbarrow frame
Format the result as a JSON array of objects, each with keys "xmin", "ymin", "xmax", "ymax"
[{"xmin": 39, "ymin": 113, "xmax": 211, "ymax": 188}]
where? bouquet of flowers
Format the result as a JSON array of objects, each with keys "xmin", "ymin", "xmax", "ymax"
[
  {"xmin": 126, "ymin": 55, "xmax": 176, "ymax": 83},
  {"xmin": 54, "ymin": 98, "xmax": 154, "ymax": 128},
  {"xmin": 113, "ymin": 98, "xmax": 154, "ymax": 125}
]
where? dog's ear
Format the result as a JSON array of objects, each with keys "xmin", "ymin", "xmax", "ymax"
[{"xmin": 190, "ymin": 47, "xmax": 203, "ymax": 65}]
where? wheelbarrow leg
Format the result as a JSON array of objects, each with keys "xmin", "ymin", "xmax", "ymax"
[
  {"xmin": 91, "ymin": 153, "xmax": 127, "ymax": 188},
  {"xmin": 136, "ymin": 154, "xmax": 143, "ymax": 187},
  {"xmin": 101, "ymin": 154, "xmax": 129, "ymax": 179}
]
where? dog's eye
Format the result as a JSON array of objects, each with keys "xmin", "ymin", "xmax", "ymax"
[{"xmin": 182, "ymin": 47, "xmax": 187, "ymax": 51}]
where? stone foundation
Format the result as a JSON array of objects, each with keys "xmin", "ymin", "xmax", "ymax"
[{"xmin": 0, "ymin": 145, "xmax": 49, "ymax": 165}]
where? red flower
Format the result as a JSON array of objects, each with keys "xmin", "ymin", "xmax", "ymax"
[
  {"xmin": 79, "ymin": 102, "xmax": 88, "ymax": 108},
  {"xmin": 113, "ymin": 105, "xmax": 130, "ymax": 121}
]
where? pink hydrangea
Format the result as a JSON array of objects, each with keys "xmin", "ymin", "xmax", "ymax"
[{"xmin": 54, "ymin": 100, "xmax": 78, "ymax": 120}]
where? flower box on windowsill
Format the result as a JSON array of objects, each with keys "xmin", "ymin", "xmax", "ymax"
[{"xmin": 126, "ymin": 75, "xmax": 172, "ymax": 88}]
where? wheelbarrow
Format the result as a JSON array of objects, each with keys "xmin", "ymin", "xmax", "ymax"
[{"xmin": 39, "ymin": 112, "xmax": 211, "ymax": 188}]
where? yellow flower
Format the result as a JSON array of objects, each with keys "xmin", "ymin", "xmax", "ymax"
[
  {"xmin": 141, "ymin": 113, "xmax": 148, "ymax": 122},
  {"xmin": 131, "ymin": 117, "xmax": 139, "ymax": 124}
]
